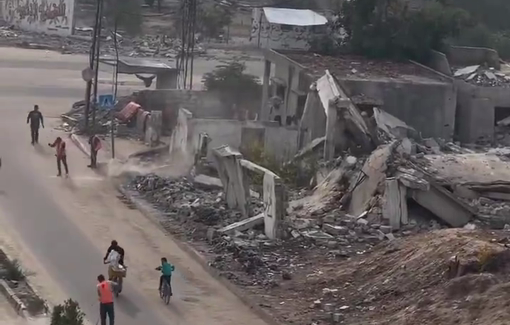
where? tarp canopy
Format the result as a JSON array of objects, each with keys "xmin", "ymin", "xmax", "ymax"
[{"xmin": 262, "ymin": 7, "xmax": 327, "ymax": 26}]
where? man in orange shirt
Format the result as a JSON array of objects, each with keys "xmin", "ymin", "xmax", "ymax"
[
  {"xmin": 48, "ymin": 137, "xmax": 69, "ymax": 177},
  {"xmin": 97, "ymin": 274, "xmax": 115, "ymax": 325}
]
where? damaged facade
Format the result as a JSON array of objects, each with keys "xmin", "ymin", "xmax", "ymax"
[
  {"xmin": 427, "ymin": 45, "xmax": 510, "ymax": 145},
  {"xmin": 261, "ymin": 49, "xmax": 457, "ymax": 147}
]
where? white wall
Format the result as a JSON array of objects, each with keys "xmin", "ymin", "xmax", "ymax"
[
  {"xmin": 250, "ymin": 8, "xmax": 326, "ymax": 51},
  {"xmin": 2, "ymin": 0, "xmax": 75, "ymax": 36}
]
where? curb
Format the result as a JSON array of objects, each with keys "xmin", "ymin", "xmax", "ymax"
[
  {"xmin": 117, "ymin": 186, "xmax": 284, "ymax": 325},
  {"xmin": 0, "ymin": 249, "xmax": 50, "ymax": 318},
  {"xmin": 0, "ymin": 279, "xmax": 27, "ymax": 317}
]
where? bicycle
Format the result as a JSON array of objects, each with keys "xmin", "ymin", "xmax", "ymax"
[
  {"xmin": 103, "ymin": 261, "xmax": 126, "ymax": 297},
  {"xmin": 155, "ymin": 266, "xmax": 172, "ymax": 305},
  {"xmin": 159, "ymin": 278, "xmax": 171, "ymax": 305}
]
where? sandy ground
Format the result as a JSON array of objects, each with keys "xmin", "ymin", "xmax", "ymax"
[{"xmin": 0, "ymin": 46, "xmax": 268, "ymax": 325}]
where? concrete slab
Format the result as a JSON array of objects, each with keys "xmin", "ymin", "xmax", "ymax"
[
  {"xmin": 218, "ymin": 214, "xmax": 264, "ymax": 234},
  {"xmin": 411, "ymin": 185, "xmax": 473, "ymax": 227},
  {"xmin": 349, "ymin": 142, "xmax": 397, "ymax": 216},
  {"xmin": 193, "ymin": 174, "xmax": 223, "ymax": 189},
  {"xmin": 423, "ymin": 153, "xmax": 510, "ymax": 185}
]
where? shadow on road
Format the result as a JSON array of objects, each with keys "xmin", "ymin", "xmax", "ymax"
[
  {"xmin": 33, "ymin": 143, "xmax": 52, "ymax": 157},
  {"xmin": 116, "ymin": 294, "xmax": 142, "ymax": 318}
]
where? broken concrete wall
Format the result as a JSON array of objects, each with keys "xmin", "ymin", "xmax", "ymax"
[
  {"xmin": 298, "ymin": 85, "xmax": 327, "ymax": 148},
  {"xmin": 183, "ymin": 118, "xmax": 299, "ymax": 162},
  {"xmin": 264, "ymin": 126, "xmax": 299, "ymax": 162},
  {"xmin": 169, "ymin": 108, "xmax": 192, "ymax": 156},
  {"xmin": 212, "ymin": 146, "xmax": 288, "ymax": 239},
  {"xmin": 428, "ymin": 50, "xmax": 452, "ymax": 76},
  {"xmin": 263, "ymin": 172, "xmax": 285, "ymax": 239},
  {"xmin": 340, "ymin": 78, "xmax": 456, "ymax": 140},
  {"xmin": 263, "ymin": 49, "xmax": 456, "ymax": 142},
  {"xmin": 145, "ymin": 111, "xmax": 163, "ymax": 147},
  {"xmin": 455, "ymin": 78, "xmax": 510, "ymax": 144},
  {"xmin": 2, "ymin": 0, "xmax": 75, "ymax": 36},
  {"xmin": 456, "ymin": 81, "xmax": 494, "ymax": 144},
  {"xmin": 134, "ymin": 90, "xmax": 229, "ymax": 134},
  {"xmin": 349, "ymin": 142, "xmax": 397, "ymax": 217},
  {"xmin": 446, "ymin": 46, "xmax": 501, "ymax": 69},
  {"xmin": 212, "ymin": 146, "xmax": 250, "ymax": 217}
]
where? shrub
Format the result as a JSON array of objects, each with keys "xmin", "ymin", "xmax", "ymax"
[
  {"xmin": 50, "ymin": 299, "xmax": 85, "ymax": 325},
  {"xmin": 3, "ymin": 258, "xmax": 25, "ymax": 282}
]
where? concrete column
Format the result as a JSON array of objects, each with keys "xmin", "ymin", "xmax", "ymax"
[
  {"xmin": 212, "ymin": 147, "xmax": 249, "ymax": 218},
  {"xmin": 260, "ymin": 60, "xmax": 271, "ymax": 121},
  {"xmin": 324, "ymin": 99, "xmax": 338, "ymax": 161},
  {"xmin": 263, "ymin": 172, "xmax": 286, "ymax": 239}
]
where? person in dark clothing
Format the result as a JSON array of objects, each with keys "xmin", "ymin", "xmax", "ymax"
[
  {"xmin": 27, "ymin": 105, "xmax": 44, "ymax": 144},
  {"xmin": 88, "ymin": 135, "xmax": 102, "ymax": 169},
  {"xmin": 103, "ymin": 240, "xmax": 125, "ymax": 266}
]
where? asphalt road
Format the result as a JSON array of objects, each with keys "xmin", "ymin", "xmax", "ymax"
[
  {"xmin": 0, "ymin": 73, "xmax": 168, "ymax": 324},
  {"xmin": 0, "ymin": 48, "xmax": 267, "ymax": 325}
]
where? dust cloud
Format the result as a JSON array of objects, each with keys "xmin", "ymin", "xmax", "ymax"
[{"xmin": 104, "ymin": 151, "xmax": 195, "ymax": 179}]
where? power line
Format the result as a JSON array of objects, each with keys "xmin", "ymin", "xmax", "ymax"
[{"xmin": 177, "ymin": 0, "xmax": 197, "ymax": 89}]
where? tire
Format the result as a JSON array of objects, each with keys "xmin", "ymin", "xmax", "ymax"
[{"xmin": 164, "ymin": 286, "xmax": 171, "ymax": 305}]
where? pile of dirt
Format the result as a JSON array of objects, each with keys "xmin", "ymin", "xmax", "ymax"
[{"xmin": 256, "ymin": 228, "xmax": 510, "ymax": 325}]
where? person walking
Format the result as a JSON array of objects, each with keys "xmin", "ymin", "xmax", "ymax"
[
  {"xmin": 88, "ymin": 134, "xmax": 102, "ymax": 169},
  {"xmin": 97, "ymin": 274, "xmax": 115, "ymax": 325},
  {"xmin": 48, "ymin": 137, "xmax": 69, "ymax": 177},
  {"xmin": 27, "ymin": 105, "xmax": 44, "ymax": 145}
]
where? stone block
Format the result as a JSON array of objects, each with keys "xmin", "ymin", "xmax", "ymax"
[{"xmin": 323, "ymin": 224, "xmax": 349, "ymax": 236}]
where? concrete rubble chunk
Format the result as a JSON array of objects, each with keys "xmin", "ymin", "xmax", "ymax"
[
  {"xmin": 396, "ymin": 172, "xmax": 430, "ymax": 191},
  {"xmin": 193, "ymin": 174, "xmax": 223, "ymax": 190},
  {"xmin": 410, "ymin": 185, "xmax": 473, "ymax": 227},
  {"xmin": 373, "ymin": 108, "xmax": 418, "ymax": 141},
  {"xmin": 454, "ymin": 65, "xmax": 480, "ymax": 77},
  {"xmin": 349, "ymin": 141, "xmax": 398, "ymax": 216},
  {"xmin": 382, "ymin": 178, "xmax": 407, "ymax": 230},
  {"xmin": 323, "ymin": 224, "xmax": 349, "ymax": 236},
  {"xmin": 319, "ymin": 70, "xmax": 374, "ymax": 155},
  {"xmin": 218, "ymin": 213, "xmax": 265, "ymax": 235},
  {"xmin": 452, "ymin": 184, "xmax": 479, "ymax": 200}
]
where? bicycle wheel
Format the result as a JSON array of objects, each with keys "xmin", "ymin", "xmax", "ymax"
[{"xmin": 164, "ymin": 285, "xmax": 171, "ymax": 305}]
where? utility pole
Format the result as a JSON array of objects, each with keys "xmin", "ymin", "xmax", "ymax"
[
  {"xmin": 91, "ymin": 0, "xmax": 104, "ymax": 136},
  {"xmin": 111, "ymin": 18, "xmax": 120, "ymax": 159},
  {"xmin": 84, "ymin": 0, "xmax": 101, "ymax": 132}
]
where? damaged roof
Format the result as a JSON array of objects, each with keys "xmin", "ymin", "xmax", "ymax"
[
  {"xmin": 262, "ymin": 7, "xmax": 327, "ymax": 26},
  {"xmin": 278, "ymin": 51, "xmax": 447, "ymax": 82}
]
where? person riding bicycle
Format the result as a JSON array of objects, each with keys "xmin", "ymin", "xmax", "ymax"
[
  {"xmin": 103, "ymin": 240, "xmax": 126, "ymax": 282},
  {"xmin": 155, "ymin": 257, "xmax": 174, "ymax": 295},
  {"xmin": 103, "ymin": 240, "xmax": 125, "ymax": 266}
]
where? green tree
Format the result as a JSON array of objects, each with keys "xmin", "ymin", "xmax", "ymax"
[
  {"xmin": 173, "ymin": 0, "xmax": 235, "ymax": 40},
  {"xmin": 104, "ymin": 0, "xmax": 143, "ymax": 36},
  {"xmin": 202, "ymin": 61, "xmax": 261, "ymax": 117},
  {"xmin": 50, "ymin": 299, "xmax": 85, "ymax": 325},
  {"xmin": 338, "ymin": 0, "xmax": 470, "ymax": 62}
]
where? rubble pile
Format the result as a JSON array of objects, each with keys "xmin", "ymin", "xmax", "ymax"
[
  {"xmin": 60, "ymin": 98, "xmax": 140, "ymax": 138},
  {"xmin": 119, "ymin": 68, "xmax": 510, "ymax": 325},
  {"xmin": 0, "ymin": 24, "xmax": 206, "ymax": 58},
  {"xmin": 453, "ymin": 65, "xmax": 510, "ymax": 87}
]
